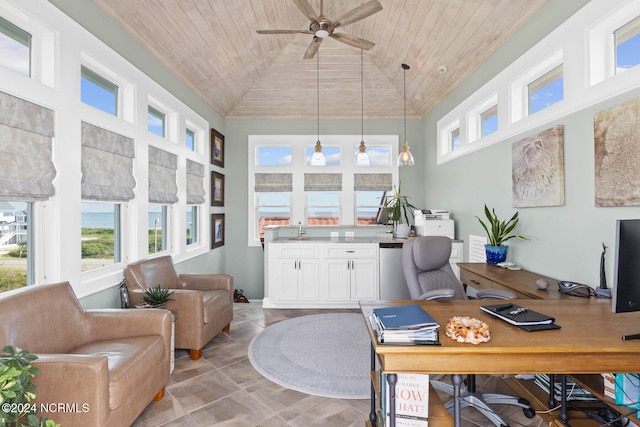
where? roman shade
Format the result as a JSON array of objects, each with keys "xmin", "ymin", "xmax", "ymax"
[
  {"xmin": 81, "ymin": 122, "xmax": 135, "ymax": 201},
  {"xmin": 254, "ymin": 173, "xmax": 293, "ymax": 192},
  {"xmin": 354, "ymin": 173, "xmax": 393, "ymax": 191},
  {"xmin": 304, "ymin": 173, "xmax": 342, "ymax": 191},
  {"xmin": 186, "ymin": 159, "xmax": 205, "ymax": 204},
  {"xmin": 148, "ymin": 146, "xmax": 178, "ymax": 204},
  {"xmin": 0, "ymin": 91, "xmax": 56, "ymax": 201}
]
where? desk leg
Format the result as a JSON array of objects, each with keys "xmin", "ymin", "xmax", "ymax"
[
  {"xmin": 548, "ymin": 374, "xmax": 557, "ymax": 408},
  {"xmin": 452, "ymin": 374, "xmax": 463, "ymax": 427},
  {"xmin": 369, "ymin": 343, "xmax": 377, "ymax": 425},
  {"xmin": 559, "ymin": 374, "xmax": 570, "ymax": 425},
  {"xmin": 388, "ymin": 373, "xmax": 398, "ymax": 427}
]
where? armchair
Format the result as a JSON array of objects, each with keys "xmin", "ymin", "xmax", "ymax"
[
  {"xmin": 124, "ymin": 255, "xmax": 233, "ymax": 360},
  {"xmin": 402, "ymin": 236, "xmax": 533, "ymax": 427}
]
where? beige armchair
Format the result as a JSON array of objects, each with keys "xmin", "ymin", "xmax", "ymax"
[{"xmin": 124, "ymin": 255, "xmax": 233, "ymax": 360}]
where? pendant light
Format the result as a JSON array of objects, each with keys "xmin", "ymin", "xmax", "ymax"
[
  {"xmin": 398, "ymin": 63, "xmax": 415, "ymax": 167},
  {"xmin": 355, "ymin": 49, "xmax": 371, "ymax": 166},
  {"xmin": 310, "ymin": 51, "xmax": 326, "ymax": 166}
]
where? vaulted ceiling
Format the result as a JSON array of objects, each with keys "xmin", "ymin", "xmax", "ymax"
[{"xmin": 93, "ymin": 0, "xmax": 548, "ymax": 120}]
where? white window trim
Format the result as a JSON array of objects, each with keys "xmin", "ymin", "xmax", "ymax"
[
  {"xmin": 248, "ymin": 134, "xmax": 398, "ymax": 247},
  {"xmin": 468, "ymin": 93, "xmax": 498, "ymax": 144},
  {"xmin": 437, "ymin": 0, "xmax": 640, "ymax": 165},
  {"xmin": 437, "ymin": 118, "xmax": 461, "ymax": 158}
]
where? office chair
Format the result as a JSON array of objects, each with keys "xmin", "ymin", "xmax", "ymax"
[{"xmin": 402, "ymin": 236, "xmax": 535, "ymax": 427}]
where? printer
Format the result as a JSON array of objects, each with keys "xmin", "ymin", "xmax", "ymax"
[{"xmin": 414, "ymin": 209, "xmax": 455, "ymax": 239}]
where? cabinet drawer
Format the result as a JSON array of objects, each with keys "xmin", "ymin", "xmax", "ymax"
[
  {"xmin": 277, "ymin": 244, "xmax": 318, "ymax": 258},
  {"xmin": 492, "ymin": 282, "xmax": 529, "ymax": 299},
  {"xmin": 323, "ymin": 244, "xmax": 377, "ymax": 259},
  {"xmin": 460, "ymin": 270, "xmax": 493, "ymax": 290}
]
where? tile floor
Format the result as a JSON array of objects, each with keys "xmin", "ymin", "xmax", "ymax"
[{"xmin": 132, "ymin": 302, "xmax": 545, "ymax": 427}]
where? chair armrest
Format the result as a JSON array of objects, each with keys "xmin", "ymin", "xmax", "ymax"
[
  {"xmin": 476, "ymin": 288, "xmax": 518, "ymax": 300},
  {"xmin": 177, "ymin": 273, "xmax": 233, "ymax": 293},
  {"xmin": 32, "ymin": 354, "xmax": 110, "ymax": 426},
  {"xmin": 419, "ymin": 288, "xmax": 456, "ymax": 300},
  {"xmin": 164, "ymin": 289, "xmax": 204, "ymax": 322}
]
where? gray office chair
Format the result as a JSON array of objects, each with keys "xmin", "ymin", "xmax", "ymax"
[{"xmin": 402, "ymin": 236, "xmax": 534, "ymax": 427}]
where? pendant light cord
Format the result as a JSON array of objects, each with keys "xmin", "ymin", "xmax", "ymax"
[
  {"xmin": 317, "ymin": 51, "xmax": 320, "ymax": 142},
  {"xmin": 403, "ymin": 65, "xmax": 407, "ymax": 142},
  {"xmin": 361, "ymin": 49, "xmax": 364, "ymax": 140}
]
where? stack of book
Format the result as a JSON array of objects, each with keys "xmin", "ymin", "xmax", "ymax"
[
  {"xmin": 534, "ymin": 374, "xmax": 597, "ymax": 401},
  {"xmin": 370, "ymin": 304, "xmax": 440, "ymax": 345}
]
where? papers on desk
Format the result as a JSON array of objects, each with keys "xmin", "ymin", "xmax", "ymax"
[
  {"xmin": 480, "ymin": 303, "xmax": 560, "ymax": 331},
  {"xmin": 371, "ymin": 304, "xmax": 440, "ymax": 345}
]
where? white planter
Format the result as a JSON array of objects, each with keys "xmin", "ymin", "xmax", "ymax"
[{"xmin": 394, "ymin": 223, "xmax": 410, "ymax": 238}]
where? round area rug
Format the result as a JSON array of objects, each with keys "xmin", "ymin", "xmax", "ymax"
[{"xmin": 248, "ymin": 313, "xmax": 370, "ymax": 399}]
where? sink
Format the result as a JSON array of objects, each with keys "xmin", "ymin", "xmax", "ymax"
[{"xmin": 287, "ymin": 237, "xmax": 311, "ymax": 240}]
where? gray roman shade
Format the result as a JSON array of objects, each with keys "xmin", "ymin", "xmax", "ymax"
[
  {"xmin": 0, "ymin": 91, "xmax": 56, "ymax": 201},
  {"xmin": 354, "ymin": 173, "xmax": 393, "ymax": 191},
  {"xmin": 254, "ymin": 173, "xmax": 293, "ymax": 192},
  {"xmin": 186, "ymin": 159, "xmax": 205, "ymax": 204},
  {"xmin": 304, "ymin": 173, "xmax": 342, "ymax": 191},
  {"xmin": 148, "ymin": 146, "xmax": 178, "ymax": 204},
  {"xmin": 81, "ymin": 122, "xmax": 135, "ymax": 201}
]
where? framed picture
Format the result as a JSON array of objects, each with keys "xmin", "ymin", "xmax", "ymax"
[
  {"xmin": 212, "ymin": 214, "xmax": 225, "ymax": 248},
  {"xmin": 211, "ymin": 128, "xmax": 224, "ymax": 167},
  {"xmin": 211, "ymin": 171, "xmax": 224, "ymax": 206}
]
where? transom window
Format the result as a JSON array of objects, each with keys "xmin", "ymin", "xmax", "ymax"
[
  {"xmin": 528, "ymin": 65, "xmax": 564, "ymax": 115},
  {"xmin": 615, "ymin": 15, "xmax": 640, "ymax": 73},
  {"xmin": 480, "ymin": 105, "xmax": 498, "ymax": 137},
  {"xmin": 305, "ymin": 145, "xmax": 341, "ymax": 166},
  {"xmin": 148, "ymin": 105, "xmax": 166, "ymax": 137},
  {"xmin": 0, "ymin": 16, "xmax": 30, "ymax": 77},
  {"xmin": 256, "ymin": 146, "xmax": 292, "ymax": 166},
  {"xmin": 81, "ymin": 66, "xmax": 118, "ymax": 116},
  {"xmin": 451, "ymin": 128, "xmax": 461, "ymax": 151},
  {"xmin": 185, "ymin": 128, "xmax": 195, "ymax": 151}
]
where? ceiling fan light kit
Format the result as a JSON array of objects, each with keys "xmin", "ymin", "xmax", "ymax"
[
  {"xmin": 257, "ymin": 0, "xmax": 383, "ymax": 60},
  {"xmin": 398, "ymin": 63, "xmax": 415, "ymax": 167}
]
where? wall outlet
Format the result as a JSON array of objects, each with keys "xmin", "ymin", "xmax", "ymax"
[
  {"xmin": 330, "ymin": 232, "xmax": 339, "ymax": 239},
  {"xmin": 345, "ymin": 231, "xmax": 355, "ymax": 238}
]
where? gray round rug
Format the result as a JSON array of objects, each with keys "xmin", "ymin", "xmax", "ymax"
[{"xmin": 248, "ymin": 313, "xmax": 370, "ymax": 399}]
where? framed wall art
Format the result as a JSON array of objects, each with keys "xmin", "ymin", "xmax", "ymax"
[
  {"xmin": 211, "ymin": 171, "xmax": 224, "ymax": 206},
  {"xmin": 212, "ymin": 213, "xmax": 225, "ymax": 248},
  {"xmin": 211, "ymin": 128, "xmax": 224, "ymax": 167}
]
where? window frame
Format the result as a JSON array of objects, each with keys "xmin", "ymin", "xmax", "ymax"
[
  {"xmin": 0, "ymin": 15, "xmax": 31, "ymax": 77},
  {"xmin": 81, "ymin": 65, "xmax": 119, "ymax": 116},
  {"xmin": 527, "ymin": 64, "xmax": 564, "ymax": 115}
]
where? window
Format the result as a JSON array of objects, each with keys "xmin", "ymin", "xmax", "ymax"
[
  {"xmin": 185, "ymin": 128, "xmax": 195, "ymax": 151},
  {"xmin": 81, "ymin": 66, "xmax": 118, "ymax": 116},
  {"xmin": 355, "ymin": 191, "xmax": 385, "ymax": 225},
  {"xmin": 257, "ymin": 146, "xmax": 292, "ymax": 166},
  {"xmin": 306, "ymin": 191, "xmax": 340, "ymax": 225},
  {"xmin": 305, "ymin": 145, "xmax": 341, "ymax": 166},
  {"xmin": 615, "ymin": 15, "xmax": 640, "ymax": 73},
  {"xmin": 81, "ymin": 202, "xmax": 121, "ymax": 272},
  {"xmin": 480, "ymin": 105, "xmax": 498, "ymax": 137},
  {"xmin": 257, "ymin": 192, "xmax": 291, "ymax": 238},
  {"xmin": 0, "ymin": 201, "xmax": 32, "ymax": 292},
  {"xmin": 148, "ymin": 204, "xmax": 168, "ymax": 254},
  {"xmin": 451, "ymin": 128, "xmax": 461, "ymax": 151},
  {"xmin": 528, "ymin": 65, "xmax": 563, "ymax": 115},
  {"xmin": 186, "ymin": 206, "xmax": 198, "ymax": 245},
  {"xmin": 0, "ymin": 16, "xmax": 30, "ymax": 77},
  {"xmin": 353, "ymin": 146, "xmax": 392, "ymax": 166},
  {"xmin": 148, "ymin": 106, "xmax": 165, "ymax": 137}
]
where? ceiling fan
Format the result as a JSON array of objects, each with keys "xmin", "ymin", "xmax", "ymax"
[{"xmin": 256, "ymin": 0, "xmax": 383, "ymax": 59}]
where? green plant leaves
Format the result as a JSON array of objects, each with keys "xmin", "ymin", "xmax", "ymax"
[{"xmin": 476, "ymin": 204, "xmax": 526, "ymax": 246}]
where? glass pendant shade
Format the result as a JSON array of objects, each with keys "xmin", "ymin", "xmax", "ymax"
[
  {"xmin": 355, "ymin": 140, "xmax": 371, "ymax": 166},
  {"xmin": 311, "ymin": 140, "xmax": 326, "ymax": 166},
  {"xmin": 398, "ymin": 140, "xmax": 414, "ymax": 166}
]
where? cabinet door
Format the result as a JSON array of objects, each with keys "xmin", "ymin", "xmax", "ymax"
[
  {"xmin": 324, "ymin": 259, "xmax": 351, "ymax": 300},
  {"xmin": 298, "ymin": 259, "xmax": 320, "ymax": 301},
  {"xmin": 274, "ymin": 259, "xmax": 300, "ymax": 302},
  {"xmin": 351, "ymin": 258, "xmax": 379, "ymax": 301}
]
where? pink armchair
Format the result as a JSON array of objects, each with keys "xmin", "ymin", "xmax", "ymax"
[{"xmin": 124, "ymin": 255, "xmax": 233, "ymax": 360}]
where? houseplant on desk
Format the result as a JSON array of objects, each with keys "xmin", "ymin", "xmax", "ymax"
[
  {"xmin": 384, "ymin": 183, "xmax": 416, "ymax": 238},
  {"xmin": 476, "ymin": 204, "xmax": 527, "ymax": 264}
]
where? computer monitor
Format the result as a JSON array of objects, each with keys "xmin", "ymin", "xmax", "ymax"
[{"xmin": 612, "ymin": 219, "xmax": 640, "ymax": 313}]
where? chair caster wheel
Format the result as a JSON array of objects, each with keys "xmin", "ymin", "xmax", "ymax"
[{"xmin": 523, "ymin": 407, "xmax": 536, "ymax": 418}]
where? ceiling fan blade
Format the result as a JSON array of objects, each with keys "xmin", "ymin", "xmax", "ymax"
[
  {"xmin": 330, "ymin": 33, "xmax": 375, "ymax": 50},
  {"xmin": 292, "ymin": 0, "xmax": 320, "ymax": 24},
  {"xmin": 303, "ymin": 37, "xmax": 322, "ymax": 60},
  {"xmin": 257, "ymin": 29, "xmax": 313, "ymax": 35},
  {"xmin": 328, "ymin": 0, "xmax": 382, "ymax": 30}
]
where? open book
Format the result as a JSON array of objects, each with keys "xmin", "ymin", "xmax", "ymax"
[{"xmin": 480, "ymin": 303, "xmax": 555, "ymax": 326}]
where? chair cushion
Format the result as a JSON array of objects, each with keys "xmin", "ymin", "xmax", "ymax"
[
  {"xmin": 69, "ymin": 336, "xmax": 165, "ymax": 410},
  {"xmin": 202, "ymin": 290, "xmax": 231, "ymax": 324}
]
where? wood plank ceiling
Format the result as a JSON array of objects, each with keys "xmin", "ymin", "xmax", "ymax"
[{"xmin": 93, "ymin": 0, "xmax": 548, "ymax": 119}]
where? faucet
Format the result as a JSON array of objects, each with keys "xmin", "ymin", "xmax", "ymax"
[{"xmin": 297, "ymin": 222, "xmax": 306, "ymax": 238}]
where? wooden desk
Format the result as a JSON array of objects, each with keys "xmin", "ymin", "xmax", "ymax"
[{"xmin": 361, "ymin": 299, "xmax": 640, "ymax": 427}]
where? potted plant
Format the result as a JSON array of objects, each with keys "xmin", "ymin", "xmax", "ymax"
[
  {"xmin": 384, "ymin": 183, "xmax": 417, "ymax": 238},
  {"xmin": 136, "ymin": 285, "xmax": 174, "ymax": 309},
  {"xmin": 0, "ymin": 346, "xmax": 60, "ymax": 427},
  {"xmin": 476, "ymin": 204, "xmax": 527, "ymax": 264}
]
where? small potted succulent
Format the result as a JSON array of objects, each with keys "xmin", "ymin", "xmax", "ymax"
[
  {"xmin": 136, "ymin": 285, "xmax": 174, "ymax": 309},
  {"xmin": 476, "ymin": 204, "xmax": 527, "ymax": 264}
]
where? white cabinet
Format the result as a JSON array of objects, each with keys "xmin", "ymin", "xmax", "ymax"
[
  {"xmin": 322, "ymin": 244, "xmax": 379, "ymax": 302},
  {"xmin": 268, "ymin": 244, "xmax": 319, "ymax": 304},
  {"xmin": 265, "ymin": 242, "xmax": 378, "ymax": 308}
]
